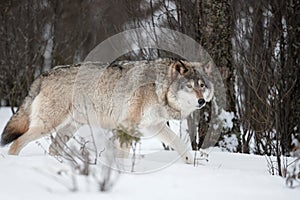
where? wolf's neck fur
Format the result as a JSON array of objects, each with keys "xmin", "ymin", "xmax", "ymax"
[
  {"xmin": 165, "ymin": 104, "xmax": 183, "ymax": 120},
  {"xmin": 165, "ymin": 92, "xmax": 192, "ymax": 120}
]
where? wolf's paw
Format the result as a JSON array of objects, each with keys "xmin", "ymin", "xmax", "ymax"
[
  {"xmin": 183, "ymin": 152, "xmax": 194, "ymax": 164},
  {"xmin": 182, "ymin": 150, "xmax": 209, "ymax": 165}
]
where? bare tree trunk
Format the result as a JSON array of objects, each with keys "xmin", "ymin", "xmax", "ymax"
[{"xmin": 200, "ymin": 0, "xmax": 240, "ymax": 150}]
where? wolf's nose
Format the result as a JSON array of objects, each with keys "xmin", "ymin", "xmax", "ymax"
[{"xmin": 198, "ymin": 99, "xmax": 205, "ymax": 107}]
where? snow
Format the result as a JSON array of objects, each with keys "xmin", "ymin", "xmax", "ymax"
[
  {"xmin": 0, "ymin": 107, "xmax": 299, "ymax": 199},
  {"xmin": 218, "ymin": 134, "xmax": 239, "ymax": 152},
  {"xmin": 218, "ymin": 108, "xmax": 234, "ymax": 130}
]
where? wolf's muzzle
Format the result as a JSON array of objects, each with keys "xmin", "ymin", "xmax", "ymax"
[{"xmin": 198, "ymin": 98, "xmax": 206, "ymax": 107}]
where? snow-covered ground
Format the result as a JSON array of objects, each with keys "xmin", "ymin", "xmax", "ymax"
[{"xmin": 0, "ymin": 107, "xmax": 299, "ymax": 200}]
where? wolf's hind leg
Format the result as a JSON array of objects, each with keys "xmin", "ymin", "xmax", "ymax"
[
  {"xmin": 48, "ymin": 121, "xmax": 81, "ymax": 156},
  {"xmin": 9, "ymin": 126, "xmax": 51, "ymax": 155}
]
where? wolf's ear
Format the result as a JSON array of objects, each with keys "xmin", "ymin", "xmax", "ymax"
[
  {"xmin": 202, "ymin": 61, "xmax": 213, "ymax": 77},
  {"xmin": 171, "ymin": 61, "xmax": 189, "ymax": 80}
]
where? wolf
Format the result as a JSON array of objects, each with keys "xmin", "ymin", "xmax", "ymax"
[{"xmin": 0, "ymin": 58, "xmax": 214, "ymax": 163}]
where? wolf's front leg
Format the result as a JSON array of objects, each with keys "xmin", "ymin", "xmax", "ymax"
[{"xmin": 151, "ymin": 123, "xmax": 194, "ymax": 164}]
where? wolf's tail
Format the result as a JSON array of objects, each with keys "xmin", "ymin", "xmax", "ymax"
[
  {"xmin": 0, "ymin": 106, "xmax": 30, "ymax": 146},
  {"xmin": 1, "ymin": 78, "xmax": 41, "ymax": 146}
]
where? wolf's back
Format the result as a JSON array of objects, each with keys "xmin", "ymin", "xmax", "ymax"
[{"xmin": 0, "ymin": 77, "xmax": 42, "ymax": 146}]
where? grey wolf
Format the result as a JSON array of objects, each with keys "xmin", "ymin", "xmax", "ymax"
[{"xmin": 0, "ymin": 58, "xmax": 214, "ymax": 163}]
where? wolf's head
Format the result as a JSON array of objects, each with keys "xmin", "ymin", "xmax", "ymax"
[{"xmin": 166, "ymin": 60, "xmax": 214, "ymax": 117}]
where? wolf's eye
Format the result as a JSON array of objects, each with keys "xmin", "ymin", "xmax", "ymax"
[
  {"xmin": 186, "ymin": 84, "xmax": 192, "ymax": 88},
  {"xmin": 200, "ymin": 83, "xmax": 205, "ymax": 88}
]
